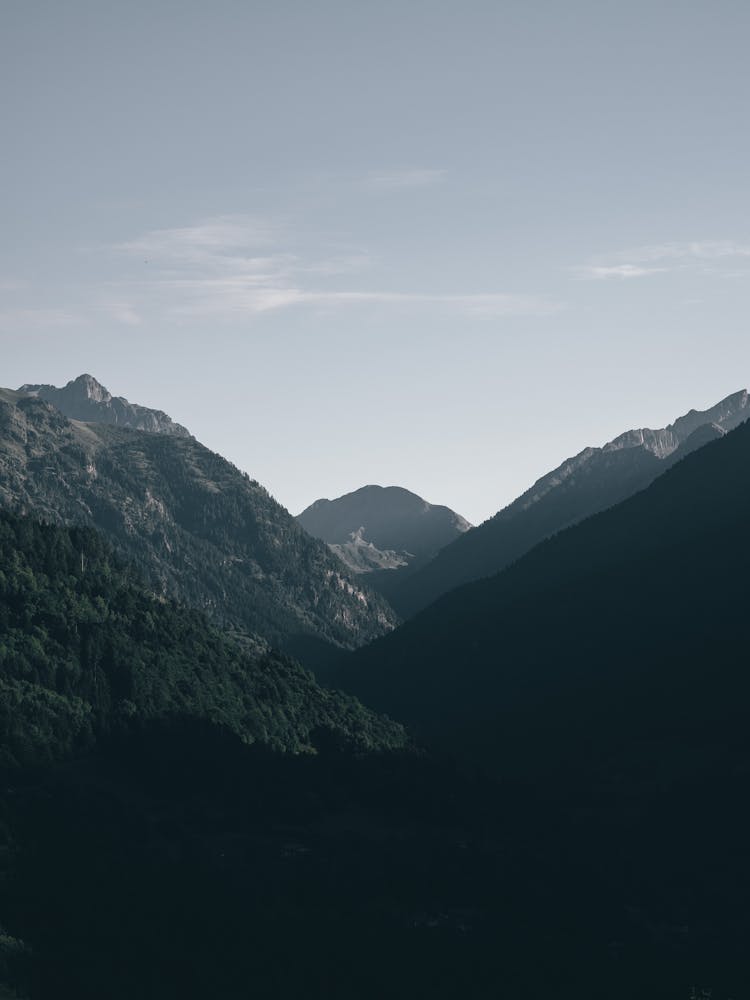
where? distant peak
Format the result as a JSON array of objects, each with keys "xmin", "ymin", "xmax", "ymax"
[
  {"xmin": 68, "ymin": 374, "xmax": 112, "ymax": 403},
  {"xmin": 296, "ymin": 483, "xmax": 472, "ymax": 566},
  {"xmin": 15, "ymin": 375, "xmax": 192, "ymax": 438}
]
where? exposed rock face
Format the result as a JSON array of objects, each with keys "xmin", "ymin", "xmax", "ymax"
[
  {"xmin": 602, "ymin": 389, "xmax": 748, "ymax": 458},
  {"xmin": 0, "ymin": 388, "xmax": 397, "ymax": 662},
  {"xmin": 387, "ymin": 389, "xmax": 750, "ymax": 616},
  {"xmin": 328, "ymin": 526, "xmax": 412, "ymax": 574},
  {"xmin": 297, "ymin": 485, "xmax": 471, "ymax": 575},
  {"xmin": 19, "ymin": 374, "xmax": 192, "ymax": 438}
]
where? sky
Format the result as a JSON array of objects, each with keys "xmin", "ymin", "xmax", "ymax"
[{"xmin": 2, "ymin": 0, "xmax": 750, "ymax": 523}]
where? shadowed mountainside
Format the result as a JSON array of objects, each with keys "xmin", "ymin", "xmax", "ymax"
[
  {"xmin": 385, "ymin": 389, "xmax": 749, "ymax": 616},
  {"xmin": 335, "ymin": 416, "xmax": 750, "ymax": 783}
]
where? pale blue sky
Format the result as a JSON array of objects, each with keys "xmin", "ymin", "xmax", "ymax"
[{"xmin": 2, "ymin": 1, "xmax": 749, "ymax": 522}]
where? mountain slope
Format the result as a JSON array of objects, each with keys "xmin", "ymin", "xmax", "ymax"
[
  {"xmin": 0, "ymin": 388, "xmax": 397, "ymax": 660},
  {"xmin": 297, "ymin": 484, "xmax": 470, "ymax": 575},
  {"xmin": 387, "ymin": 389, "xmax": 749, "ymax": 615},
  {"xmin": 336, "ymin": 417, "xmax": 750, "ymax": 783},
  {"xmin": 19, "ymin": 374, "xmax": 192, "ymax": 437},
  {"xmin": 0, "ymin": 508, "xmax": 405, "ymax": 766}
]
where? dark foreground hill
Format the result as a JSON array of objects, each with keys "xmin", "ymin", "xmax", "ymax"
[
  {"xmin": 388, "ymin": 388, "xmax": 749, "ymax": 615},
  {"xmin": 0, "ymin": 486, "xmax": 748, "ymax": 995},
  {"xmin": 316, "ymin": 419, "xmax": 750, "ymax": 996},
  {"xmin": 297, "ymin": 484, "xmax": 470, "ymax": 575},
  {"xmin": 2, "ymin": 697, "xmax": 747, "ymax": 998},
  {"xmin": 0, "ymin": 387, "xmax": 397, "ymax": 663},
  {"xmin": 336, "ymin": 417, "xmax": 750, "ymax": 783}
]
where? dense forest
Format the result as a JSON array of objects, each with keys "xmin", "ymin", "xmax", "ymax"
[
  {"xmin": 0, "ymin": 389, "xmax": 396, "ymax": 666},
  {"xmin": 1, "ymin": 391, "xmax": 748, "ymax": 999},
  {"xmin": 0, "ymin": 508, "xmax": 405, "ymax": 765},
  {"xmin": 0, "ymin": 495, "xmax": 747, "ymax": 996}
]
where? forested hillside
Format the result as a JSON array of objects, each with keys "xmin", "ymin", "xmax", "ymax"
[
  {"xmin": 0, "ymin": 509, "xmax": 405, "ymax": 766},
  {"xmin": 0, "ymin": 389, "xmax": 397, "ymax": 664}
]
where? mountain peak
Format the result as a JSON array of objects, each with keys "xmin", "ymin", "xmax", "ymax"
[
  {"xmin": 18, "ymin": 376, "xmax": 192, "ymax": 438},
  {"xmin": 70, "ymin": 373, "xmax": 112, "ymax": 402},
  {"xmin": 297, "ymin": 484, "xmax": 471, "ymax": 575}
]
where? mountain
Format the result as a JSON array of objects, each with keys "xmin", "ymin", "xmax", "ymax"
[
  {"xmin": 4, "ymin": 421, "xmax": 747, "ymax": 999},
  {"xmin": 3, "ymin": 393, "xmax": 750, "ymax": 998},
  {"xmin": 322, "ymin": 418, "xmax": 750, "ymax": 996},
  {"xmin": 0, "ymin": 508, "xmax": 405, "ymax": 767},
  {"xmin": 297, "ymin": 485, "xmax": 471, "ymax": 575},
  {"xmin": 334, "ymin": 415, "xmax": 750, "ymax": 783},
  {"xmin": 386, "ymin": 389, "xmax": 749, "ymax": 616},
  {"xmin": 0, "ymin": 385, "xmax": 397, "ymax": 663},
  {"xmin": 19, "ymin": 374, "xmax": 192, "ymax": 437}
]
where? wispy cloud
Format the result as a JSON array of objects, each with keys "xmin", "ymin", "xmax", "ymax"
[
  {"xmin": 160, "ymin": 286, "xmax": 561, "ymax": 319},
  {"xmin": 105, "ymin": 302, "xmax": 143, "ymax": 326},
  {"xmin": 575, "ymin": 240, "xmax": 750, "ymax": 280},
  {"xmin": 361, "ymin": 168, "xmax": 447, "ymax": 191},
  {"xmin": 574, "ymin": 264, "xmax": 669, "ymax": 281},
  {"xmin": 0, "ymin": 307, "xmax": 82, "ymax": 331},
  {"xmin": 111, "ymin": 215, "xmax": 560, "ymax": 321},
  {"xmin": 0, "ymin": 278, "xmax": 29, "ymax": 293},
  {"xmin": 613, "ymin": 240, "xmax": 750, "ymax": 263},
  {"xmin": 115, "ymin": 216, "xmax": 283, "ymax": 263},
  {"xmin": 2, "ymin": 215, "xmax": 560, "ymax": 331}
]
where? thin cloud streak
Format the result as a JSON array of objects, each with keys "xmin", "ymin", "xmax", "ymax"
[
  {"xmin": 575, "ymin": 239, "xmax": 750, "ymax": 280},
  {"xmin": 574, "ymin": 264, "xmax": 669, "ymax": 281},
  {"xmin": 112, "ymin": 216, "xmax": 561, "ymax": 322},
  {"xmin": 613, "ymin": 240, "xmax": 750, "ymax": 263},
  {"xmin": 115, "ymin": 216, "xmax": 284, "ymax": 263},
  {"xmin": 0, "ymin": 308, "xmax": 82, "ymax": 331},
  {"xmin": 158, "ymin": 284, "xmax": 561, "ymax": 319},
  {"xmin": 361, "ymin": 169, "xmax": 447, "ymax": 191}
]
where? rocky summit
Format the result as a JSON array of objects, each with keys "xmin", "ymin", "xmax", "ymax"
[{"xmin": 19, "ymin": 374, "xmax": 193, "ymax": 438}]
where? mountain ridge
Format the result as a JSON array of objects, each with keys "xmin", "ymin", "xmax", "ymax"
[
  {"xmin": 19, "ymin": 374, "xmax": 192, "ymax": 438},
  {"xmin": 383, "ymin": 388, "xmax": 749, "ymax": 615},
  {"xmin": 335, "ymin": 415, "xmax": 750, "ymax": 780}
]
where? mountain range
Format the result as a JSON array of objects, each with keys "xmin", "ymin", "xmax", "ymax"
[
  {"xmin": 297, "ymin": 484, "xmax": 471, "ymax": 574},
  {"xmin": 381, "ymin": 388, "xmax": 750, "ymax": 615},
  {"xmin": 2, "ymin": 374, "xmax": 750, "ymax": 998},
  {"xmin": 335, "ymin": 411, "xmax": 750, "ymax": 782},
  {"xmin": 0, "ymin": 377, "xmax": 397, "ymax": 664}
]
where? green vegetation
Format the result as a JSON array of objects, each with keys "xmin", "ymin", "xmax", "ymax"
[
  {"xmin": 0, "ymin": 393, "xmax": 397, "ymax": 666},
  {"xmin": 2, "ymin": 392, "xmax": 749, "ymax": 998},
  {"xmin": 0, "ymin": 509, "xmax": 405, "ymax": 766}
]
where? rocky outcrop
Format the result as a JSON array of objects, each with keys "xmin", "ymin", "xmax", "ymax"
[{"xmin": 19, "ymin": 374, "xmax": 192, "ymax": 437}]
